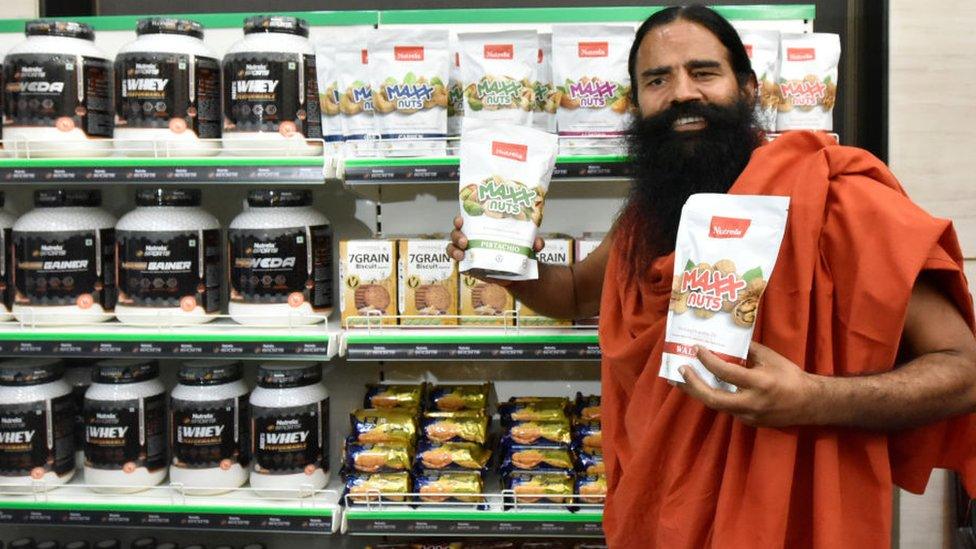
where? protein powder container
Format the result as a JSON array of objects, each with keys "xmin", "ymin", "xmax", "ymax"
[
  {"xmin": 228, "ymin": 190, "xmax": 333, "ymax": 325},
  {"xmin": 12, "ymin": 190, "xmax": 116, "ymax": 324},
  {"xmin": 0, "ymin": 359, "xmax": 74, "ymax": 490},
  {"xmin": 2, "ymin": 21, "xmax": 113, "ymax": 158},
  {"xmin": 222, "ymin": 16, "xmax": 323, "ymax": 156},
  {"xmin": 114, "ymin": 18, "xmax": 221, "ymax": 157},
  {"xmin": 0, "ymin": 192, "xmax": 16, "ymax": 322},
  {"xmin": 63, "ymin": 359, "xmax": 92, "ymax": 469},
  {"xmin": 169, "ymin": 360, "xmax": 249, "ymax": 494},
  {"xmin": 83, "ymin": 359, "xmax": 166, "ymax": 492},
  {"xmin": 115, "ymin": 189, "xmax": 220, "ymax": 326},
  {"xmin": 249, "ymin": 362, "xmax": 329, "ymax": 496}
]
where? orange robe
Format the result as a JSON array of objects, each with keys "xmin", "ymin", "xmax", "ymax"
[{"xmin": 599, "ymin": 131, "xmax": 976, "ymax": 548}]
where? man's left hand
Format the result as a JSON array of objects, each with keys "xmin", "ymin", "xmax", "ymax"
[{"xmin": 675, "ymin": 341, "xmax": 824, "ymax": 428}]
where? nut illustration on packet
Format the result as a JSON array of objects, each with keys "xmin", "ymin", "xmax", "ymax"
[
  {"xmin": 659, "ymin": 194, "xmax": 789, "ymax": 392},
  {"xmin": 457, "ymin": 119, "xmax": 559, "ymax": 280}
]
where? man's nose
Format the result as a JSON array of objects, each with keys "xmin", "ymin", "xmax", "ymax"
[{"xmin": 671, "ymin": 72, "xmax": 703, "ymax": 104}]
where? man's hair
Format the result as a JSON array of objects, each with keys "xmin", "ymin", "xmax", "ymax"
[{"xmin": 628, "ymin": 5, "xmax": 755, "ymax": 104}]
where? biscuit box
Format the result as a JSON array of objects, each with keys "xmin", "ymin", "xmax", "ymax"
[
  {"xmin": 340, "ymin": 239, "xmax": 398, "ymax": 326},
  {"xmin": 398, "ymin": 238, "xmax": 458, "ymax": 325},
  {"xmin": 517, "ymin": 235, "xmax": 573, "ymax": 326},
  {"xmin": 460, "ymin": 273, "xmax": 514, "ymax": 326},
  {"xmin": 574, "ymin": 233, "xmax": 604, "ymax": 326}
]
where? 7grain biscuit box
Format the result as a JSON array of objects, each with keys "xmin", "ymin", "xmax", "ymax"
[
  {"xmin": 398, "ymin": 238, "xmax": 458, "ymax": 325},
  {"xmin": 517, "ymin": 235, "xmax": 573, "ymax": 326},
  {"xmin": 460, "ymin": 274, "xmax": 514, "ymax": 326},
  {"xmin": 340, "ymin": 239, "xmax": 397, "ymax": 326}
]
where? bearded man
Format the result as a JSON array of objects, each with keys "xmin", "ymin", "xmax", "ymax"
[{"xmin": 448, "ymin": 5, "xmax": 976, "ymax": 548}]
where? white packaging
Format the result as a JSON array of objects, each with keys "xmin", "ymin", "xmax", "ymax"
[
  {"xmin": 447, "ymin": 37, "xmax": 464, "ymax": 150},
  {"xmin": 0, "ymin": 359, "xmax": 74, "ymax": 491},
  {"xmin": 12, "ymin": 189, "xmax": 117, "ymax": 324},
  {"xmin": 459, "ymin": 30, "xmax": 537, "ymax": 126},
  {"xmin": 114, "ymin": 18, "xmax": 221, "ymax": 156},
  {"xmin": 84, "ymin": 359, "xmax": 167, "ymax": 493},
  {"xmin": 315, "ymin": 41, "xmax": 344, "ymax": 147},
  {"xmin": 660, "ymin": 194, "xmax": 789, "ymax": 391},
  {"xmin": 551, "ymin": 25, "xmax": 634, "ymax": 155},
  {"xmin": 336, "ymin": 34, "xmax": 376, "ymax": 157},
  {"xmin": 169, "ymin": 360, "xmax": 249, "ymax": 495},
  {"xmin": 532, "ymin": 34, "xmax": 557, "ymax": 134},
  {"xmin": 3, "ymin": 21, "xmax": 113, "ymax": 158},
  {"xmin": 736, "ymin": 28, "xmax": 780, "ymax": 133},
  {"xmin": 249, "ymin": 362, "xmax": 329, "ymax": 497},
  {"xmin": 222, "ymin": 16, "xmax": 323, "ymax": 156},
  {"xmin": 369, "ymin": 28, "xmax": 450, "ymax": 157},
  {"xmin": 457, "ymin": 119, "xmax": 559, "ymax": 280},
  {"xmin": 228, "ymin": 189, "xmax": 333, "ymax": 325},
  {"xmin": 115, "ymin": 189, "xmax": 220, "ymax": 326},
  {"xmin": 0, "ymin": 192, "xmax": 16, "ymax": 322},
  {"xmin": 775, "ymin": 33, "xmax": 840, "ymax": 132}
]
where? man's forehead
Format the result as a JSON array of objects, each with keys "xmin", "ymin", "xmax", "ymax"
[{"xmin": 636, "ymin": 19, "xmax": 731, "ymax": 70}]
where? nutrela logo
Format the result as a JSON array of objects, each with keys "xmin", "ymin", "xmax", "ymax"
[
  {"xmin": 484, "ymin": 44, "xmax": 514, "ymax": 60},
  {"xmin": 395, "ymin": 46, "xmax": 424, "ymax": 61},
  {"xmin": 491, "ymin": 141, "xmax": 528, "ymax": 162},
  {"xmin": 709, "ymin": 216, "xmax": 751, "ymax": 239},
  {"xmin": 787, "ymin": 47, "xmax": 816, "ymax": 61},
  {"xmin": 578, "ymin": 41, "xmax": 609, "ymax": 58},
  {"xmin": 361, "ymin": 49, "xmax": 369, "ymax": 65}
]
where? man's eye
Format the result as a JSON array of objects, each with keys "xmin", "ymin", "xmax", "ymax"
[
  {"xmin": 647, "ymin": 78, "xmax": 665, "ymax": 87},
  {"xmin": 694, "ymin": 72, "xmax": 717, "ymax": 79}
]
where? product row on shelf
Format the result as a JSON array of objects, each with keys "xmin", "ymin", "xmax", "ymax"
[{"xmin": 3, "ymin": 539, "xmax": 267, "ymax": 549}]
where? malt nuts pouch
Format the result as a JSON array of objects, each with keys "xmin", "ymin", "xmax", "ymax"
[
  {"xmin": 336, "ymin": 34, "xmax": 376, "ymax": 157},
  {"xmin": 532, "ymin": 33, "xmax": 557, "ymax": 134},
  {"xmin": 447, "ymin": 36, "xmax": 464, "ymax": 152},
  {"xmin": 457, "ymin": 118, "xmax": 559, "ymax": 280},
  {"xmin": 775, "ymin": 33, "xmax": 840, "ymax": 131},
  {"xmin": 369, "ymin": 29, "xmax": 450, "ymax": 157},
  {"xmin": 659, "ymin": 193, "xmax": 789, "ymax": 391},
  {"xmin": 736, "ymin": 28, "xmax": 780, "ymax": 133},
  {"xmin": 551, "ymin": 25, "xmax": 634, "ymax": 155},
  {"xmin": 459, "ymin": 30, "xmax": 537, "ymax": 126},
  {"xmin": 315, "ymin": 41, "xmax": 344, "ymax": 146}
]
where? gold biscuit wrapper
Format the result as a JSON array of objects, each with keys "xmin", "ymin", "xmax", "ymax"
[
  {"xmin": 417, "ymin": 441, "xmax": 492, "ymax": 470},
  {"xmin": 345, "ymin": 471, "xmax": 412, "ymax": 503},
  {"xmin": 510, "ymin": 396, "xmax": 570, "ymax": 406},
  {"xmin": 504, "ymin": 446, "xmax": 574, "ymax": 470},
  {"xmin": 423, "ymin": 416, "xmax": 488, "ymax": 444},
  {"xmin": 506, "ymin": 471, "xmax": 574, "ymax": 504},
  {"xmin": 351, "ymin": 409, "xmax": 418, "ymax": 444},
  {"xmin": 364, "ymin": 383, "xmax": 425, "ymax": 411},
  {"xmin": 417, "ymin": 471, "xmax": 485, "ymax": 503},
  {"xmin": 576, "ymin": 474, "xmax": 607, "ymax": 504},
  {"xmin": 499, "ymin": 400, "xmax": 569, "ymax": 423},
  {"xmin": 505, "ymin": 419, "xmax": 571, "ymax": 446},
  {"xmin": 345, "ymin": 440, "xmax": 414, "ymax": 473},
  {"xmin": 428, "ymin": 383, "xmax": 490, "ymax": 412},
  {"xmin": 424, "ymin": 409, "xmax": 487, "ymax": 420}
]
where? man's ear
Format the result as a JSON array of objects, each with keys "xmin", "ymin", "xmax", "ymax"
[{"xmin": 741, "ymin": 71, "xmax": 758, "ymax": 102}]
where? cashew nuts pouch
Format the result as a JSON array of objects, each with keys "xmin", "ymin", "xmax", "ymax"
[
  {"xmin": 736, "ymin": 28, "xmax": 780, "ymax": 133},
  {"xmin": 532, "ymin": 33, "xmax": 557, "ymax": 134},
  {"xmin": 458, "ymin": 119, "xmax": 558, "ymax": 280},
  {"xmin": 459, "ymin": 30, "xmax": 537, "ymax": 126},
  {"xmin": 336, "ymin": 34, "xmax": 376, "ymax": 157},
  {"xmin": 660, "ymin": 194, "xmax": 789, "ymax": 392},
  {"xmin": 551, "ymin": 25, "xmax": 634, "ymax": 154},
  {"xmin": 369, "ymin": 29, "xmax": 450, "ymax": 157},
  {"xmin": 775, "ymin": 33, "xmax": 840, "ymax": 131},
  {"xmin": 315, "ymin": 41, "xmax": 344, "ymax": 146}
]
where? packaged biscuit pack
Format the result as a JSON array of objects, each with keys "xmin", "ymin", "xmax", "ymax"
[
  {"xmin": 447, "ymin": 36, "xmax": 465, "ymax": 150},
  {"xmin": 460, "ymin": 274, "xmax": 514, "ymax": 326},
  {"xmin": 501, "ymin": 417, "xmax": 571, "ymax": 447},
  {"xmin": 351, "ymin": 408, "xmax": 418, "ymax": 444},
  {"xmin": 457, "ymin": 119, "xmax": 559, "ymax": 280},
  {"xmin": 416, "ymin": 469, "xmax": 486, "ymax": 504},
  {"xmin": 573, "ymin": 233, "xmax": 605, "ymax": 326},
  {"xmin": 572, "ymin": 419, "xmax": 602, "ymax": 450},
  {"xmin": 364, "ymin": 383, "xmax": 426, "ymax": 411},
  {"xmin": 659, "ymin": 194, "xmax": 790, "ymax": 391},
  {"xmin": 532, "ymin": 33, "xmax": 557, "ymax": 133},
  {"xmin": 499, "ymin": 397, "xmax": 570, "ymax": 425},
  {"xmin": 576, "ymin": 474, "xmax": 607, "ymax": 504},
  {"xmin": 336, "ymin": 34, "xmax": 376, "ymax": 157},
  {"xmin": 427, "ymin": 383, "xmax": 491, "ymax": 412},
  {"xmin": 576, "ymin": 446, "xmax": 604, "ymax": 476},
  {"xmin": 398, "ymin": 238, "xmax": 458, "ymax": 325},
  {"xmin": 574, "ymin": 393, "xmax": 601, "ymax": 421},
  {"xmin": 501, "ymin": 445, "xmax": 575, "ymax": 472},
  {"xmin": 340, "ymin": 239, "xmax": 397, "ymax": 326},
  {"xmin": 551, "ymin": 25, "xmax": 634, "ymax": 155},
  {"xmin": 344, "ymin": 438, "xmax": 414, "ymax": 473},
  {"xmin": 503, "ymin": 469, "xmax": 574, "ymax": 506},
  {"xmin": 516, "ymin": 235, "xmax": 573, "ymax": 326},
  {"xmin": 315, "ymin": 41, "xmax": 344, "ymax": 145},
  {"xmin": 459, "ymin": 30, "xmax": 537, "ymax": 126},
  {"xmin": 735, "ymin": 28, "xmax": 781, "ymax": 133},
  {"xmin": 416, "ymin": 439, "xmax": 491, "ymax": 471},
  {"xmin": 775, "ymin": 33, "xmax": 840, "ymax": 131},
  {"xmin": 422, "ymin": 410, "xmax": 489, "ymax": 445},
  {"xmin": 344, "ymin": 470, "xmax": 412, "ymax": 503},
  {"xmin": 369, "ymin": 29, "xmax": 450, "ymax": 157}
]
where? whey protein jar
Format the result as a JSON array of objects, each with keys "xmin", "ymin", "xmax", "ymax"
[
  {"xmin": 249, "ymin": 362, "xmax": 329, "ymax": 496},
  {"xmin": 169, "ymin": 360, "xmax": 250, "ymax": 495},
  {"xmin": 115, "ymin": 189, "xmax": 220, "ymax": 326},
  {"xmin": 228, "ymin": 189, "xmax": 333, "ymax": 325},
  {"xmin": 222, "ymin": 15, "xmax": 323, "ymax": 156},
  {"xmin": 83, "ymin": 359, "xmax": 166, "ymax": 493},
  {"xmin": 0, "ymin": 192, "xmax": 15, "ymax": 322},
  {"xmin": 12, "ymin": 189, "xmax": 116, "ymax": 324},
  {"xmin": 0, "ymin": 358, "xmax": 75, "ymax": 491},
  {"xmin": 114, "ymin": 18, "xmax": 221, "ymax": 157},
  {"xmin": 63, "ymin": 359, "xmax": 92, "ymax": 470},
  {"xmin": 3, "ymin": 21, "xmax": 113, "ymax": 157}
]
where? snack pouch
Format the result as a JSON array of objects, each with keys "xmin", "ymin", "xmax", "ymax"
[
  {"xmin": 351, "ymin": 408, "xmax": 418, "ymax": 444},
  {"xmin": 369, "ymin": 28, "xmax": 450, "ymax": 157},
  {"xmin": 659, "ymin": 193, "xmax": 790, "ymax": 391},
  {"xmin": 503, "ymin": 469, "xmax": 574, "ymax": 506},
  {"xmin": 336, "ymin": 34, "xmax": 376, "ymax": 157},
  {"xmin": 344, "ymin": 471, "xmax": 412, "ymax": 503},
  {"xmin": 416, "ymin": 440, "xmax": 491, "ymax": 471},
  {"xmin": 364, "ymin": 383, "xmax": 426, "ymax": 411},
  {"xmin": 315, "ymin": 41, "xmax": 344, "ymax": 146},
  {"xmin": 416, "ymin": 469, "xmax": 486, "ymax": 504},
  {"xmin": 532, "ymin": 33, "xmax": 557, "ymax": 133},
  {"xmin": 344, "ymin": 439, "xmax": 413, "ymax": 473},
  {"xmin": 459, "ymin": 30, "xmax": 537, "ymax": 126},
  {"xmin": 735, "ymin": 28, "xmax": 780, "ymax": 133},
  {"xmin": 551, "ymin": 25, "xmax": 634, "ymax": 155},
  {"xmin": 457, "ymin": 119, "xmax": 559, "ymax": 280},
  {"xmin": 447, "ymin": 36, "xmax": 464, "ymax": 152},
  {"xmin": 775, "ymin": 33, "xmax": 840, "ymax": 131}
]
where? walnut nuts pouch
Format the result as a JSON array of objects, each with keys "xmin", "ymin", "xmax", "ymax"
[
  {"xmin": 775, "ymin": 33, "xmax": 841, "ymax": 131},
  {"xmin": 459, "ymin": 30, "xmax": 537, "ymax": 126},
  {"xmin": 735, "ymin": 28, "xmax": 780, "ymax": 133},
  {"xmin": 659, "ymin": 194, "xmax": 789, "ymax": 392}
]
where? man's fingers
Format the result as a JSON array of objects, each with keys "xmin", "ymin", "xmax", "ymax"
[
  {"xmin": 534, "ymin": 236, "xmax": 546, "ymax": 253},
  {"xmin": 454, "ymin": 215, "xmax": 464, "ymax": 230},
  {"xmin": 696, "ymin": 346, "xmax": 759, "ymax": 388},
  {"xmin": 450, "ymin": 228, "xmax": 468, "ymax": 250},
  {"xmin": 446, "ymin": 243, "xmax": 465, "ymax": 262},
  {"xmin": 676, "ymin": 365, "xmax": 742, "ymax": 412},
  {"xmin": 747, "ymin": 341, "xmax": 775, "ymax": 367}
]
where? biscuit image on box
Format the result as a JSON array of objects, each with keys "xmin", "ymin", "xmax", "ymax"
[
  {"xmin": 416, "ymin": 284, "xmax": 452, "ymax": 312},
  {"xmin": 460, "ymin": 274, "xmax": 513, "ymax": 326},
  {"xmin": 340, "ymin": 240, "xmax": 397, "ymax": 326},
  {"xmin": 355, "ymin": 284, "xmax": 392, "ymax": 312}
]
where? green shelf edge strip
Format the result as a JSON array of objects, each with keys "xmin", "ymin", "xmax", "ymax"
[
  {"xmin": 0, "ymin": 332, "xmax": 328, "ymax": 343},
  {"xmin": 0, "ymin": 11, "xmax": 378, "ymax": 33},
  {"xmin": 345, "ymin": 333, "xmax": 598, "ymax": 345},
  {"xmin": 380, "ymin": 5, "xmax": 814, "ymax": 24},
  {"xmin": 0, "ymin": 157, "xmax": 324, "ymax": 169},
  {"xmin": 0, "ymin": 499, "xmax": 331, "ymax": 517},
  {"xmin": 343, "ymin": 155, "xmax": 627, "ymax": 170},
  {"xmin": 346, "ymin": 510, "xmax": 602, "ymax": 523}
]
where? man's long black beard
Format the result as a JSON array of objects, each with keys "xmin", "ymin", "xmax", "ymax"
[{"xmin": 619, "ymin": 96, "xmax": 761, "ymax": 271}]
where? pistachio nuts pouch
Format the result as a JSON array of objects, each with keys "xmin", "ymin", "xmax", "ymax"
[
  {"xmin": 369, "ymin": 29, "xmax": 450, "ymax": 157},
  {"xmin": 447, "ymin": 36, "xmax": 464, "ymax": 153},
  {"xmin": 458, "ymin": 119, "xmax": 559, "ymax": 280},
  {"xmin": 532, "ymin": 33, "xmax": 557, "ymax": 134},
  {"xmin": 459, "ymin": 30, "xmax": 537, "ymax": 126},
  {"xmin": 336, "ymin": 35, "xmax": 376, "ymax": 157},
  {"xmin": 660, "ymin": 194, "xmax": 789, "ymax": 392},
  {"xmin": 775, "ymin": 33, "xmax": 841, "ymax": 131},
  {"xmin": 736, "ymin": 28, "xmax": 780, "ymax": 133},
  {"xmin": 315, "ymin": 41, "xmax": 344, "ymax": 147},
  {"xmin": 551, "ymin": 25, "xmax": 634, "ymax": 155}
]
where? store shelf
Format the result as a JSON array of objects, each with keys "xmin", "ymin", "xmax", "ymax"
[
  {"xmin": 0, "ymin": 479, "xmax": 339, "ymax": 534},
  {"xmin": 0, "ymin": 318, "xmax": 338, "ymax": 360}
]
